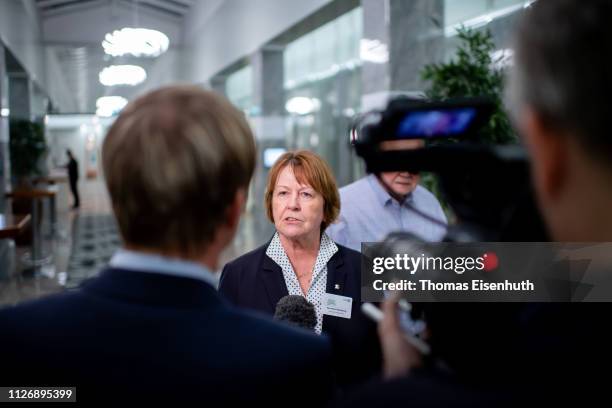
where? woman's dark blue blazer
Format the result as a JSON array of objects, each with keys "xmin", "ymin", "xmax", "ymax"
[{"xmin": 219, "ymin": 239, "xmax": 381, "ymax": 388}]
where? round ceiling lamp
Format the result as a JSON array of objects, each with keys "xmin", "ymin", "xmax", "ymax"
[
  {"xmin": 285, "ymin": 97, "xmax": 321, "ymax": 115},
  {"xmin": 102, "ymin": 27, "xmax": 169, "ymax": 57},
  {"xmin": 99, "ymin": 65, "xmax": 147, "ymax": 86}
]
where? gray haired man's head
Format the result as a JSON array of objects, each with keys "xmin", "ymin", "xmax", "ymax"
[
  {"xmin": 508, "ymin": 0, "xmax": 612, "ymax": 164},
  {"xmin": 507, "ymin": 0, "xmax": 612, "ymax": 241}
]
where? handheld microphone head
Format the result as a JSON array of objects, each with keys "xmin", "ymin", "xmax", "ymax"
[{"xmin": 273, "ymin": 295, "xmax": 317, "ymax": 331}]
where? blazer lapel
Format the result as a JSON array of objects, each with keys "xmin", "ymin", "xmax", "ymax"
[
  {"xmin": 322, "ymin": 249, "xmax": 348, "ymax": 332},
  {"xmin": 261, "ymin": 253, "xmax": 289, "ymax": 312},
  {"xmin": 326, "ymin": 250, "xmax": 348, "ymax": 295}
]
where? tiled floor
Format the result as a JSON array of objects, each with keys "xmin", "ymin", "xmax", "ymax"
[
  {"xmin": 0, "ymin": 178, "xmax": 113, "ymax": 306},
  {"xmin": 65, "ymin": 213, "xmax": 121, "ymax": 289},
  {"xmin": 0, "ymin": 177, "xmax": 275, "ymax": 307}
]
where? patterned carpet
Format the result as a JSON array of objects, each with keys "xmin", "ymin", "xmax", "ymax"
[{"xmin": 66, "ymin": 214, "xmax": 121, "ymax": 288}]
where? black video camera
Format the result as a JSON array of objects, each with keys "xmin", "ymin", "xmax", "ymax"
[{"xmin": 350, "ymin": 96, "xmax": 548, "ymax": 242}]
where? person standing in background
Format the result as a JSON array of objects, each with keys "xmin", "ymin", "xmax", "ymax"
[
  {"xmin": 326, "ymin": 139, "xmax": 447, "ymax": 251},
  {"xmin": 65, "ymin": 149, "xmax": 79, "ymax": 209}
]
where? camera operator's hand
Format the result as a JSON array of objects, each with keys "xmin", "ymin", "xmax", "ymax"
[{"xmin": 378, "ymin": 293, "xmax": 424, "ymax": 379}]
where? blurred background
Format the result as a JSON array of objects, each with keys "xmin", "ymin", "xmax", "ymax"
[{"xmin": 0, "ymin": 0, "xmax": 530, "ymax": 305}]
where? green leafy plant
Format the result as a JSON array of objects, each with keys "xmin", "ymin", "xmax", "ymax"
[
  {"xmin": 421, "ymin": 26, "xmax": 516, "ymax": 144},
  {"xmin": 9, "ymin": 119, "xmax": 47, "ymax": 179},
  {"xmin": 419, "ymin": 27, "xmax": 517, "ymax": 218}
]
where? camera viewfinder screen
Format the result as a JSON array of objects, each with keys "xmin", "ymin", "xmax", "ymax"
[{"xmin": 396, "ymin": 108, "xmax": 477, "ymax": 138}]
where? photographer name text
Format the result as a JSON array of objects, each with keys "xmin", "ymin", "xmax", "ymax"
[{"xmin": 373, "ymin": 279, "xmax": 534, "ymax": 292}]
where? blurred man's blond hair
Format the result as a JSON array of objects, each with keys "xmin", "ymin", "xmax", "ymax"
[{"xmin": 102, "ymin": 85, "xmax": 256, "ymax": 256}]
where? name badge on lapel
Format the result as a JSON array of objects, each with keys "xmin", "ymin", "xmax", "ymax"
[{"xmin": 322, "ymin": 293, "xmax": 352, "ymax": 319}]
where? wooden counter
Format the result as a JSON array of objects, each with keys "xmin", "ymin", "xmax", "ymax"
[
  {"xmin": 5, "ymin": 188, "xmax": 57, "ymax": 199},
  {"xmin": 0, "ymin": 213, "xmax": 31, "ymax": 239}
]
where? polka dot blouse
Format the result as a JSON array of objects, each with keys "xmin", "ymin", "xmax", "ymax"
[{"xmin": 266, "ymin": 232, "xmax": 338, "ymax": 334}]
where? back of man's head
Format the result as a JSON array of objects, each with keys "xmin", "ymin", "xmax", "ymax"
[
  {"xmin": 102, "ymin": 85, "xmax": 256, "ymax": 257},
  {"xmin": 510, "ymin": 0, "xmax": 612, "ymax": 164},
  {"xmin": 508, "ymin": 0, "xmax": 612, "ymax": 241}
]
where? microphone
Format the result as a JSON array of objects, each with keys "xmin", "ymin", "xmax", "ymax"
[{"xmin": 274, "ymin": 295, "xmax": 317, "ymax": 331}]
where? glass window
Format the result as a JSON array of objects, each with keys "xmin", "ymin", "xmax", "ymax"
[
  {"xmin": 444, "ymin": 0, "xmax": 525, "ymax": 33},
  {"xmin": 226, "ymin": 65, "xmax": 253, "ymax": 112},
  {"xmin": 284, "ymin": 7, "xmax": 363, "ymax": 90},
  {"xmin": 283, "ymin": 7, "xmax": 364, "ymax": 187}
]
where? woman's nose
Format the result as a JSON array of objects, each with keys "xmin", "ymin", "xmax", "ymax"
[{"xmin": 287, "ymin": 192, "xmax": 300, "ymax": 209}]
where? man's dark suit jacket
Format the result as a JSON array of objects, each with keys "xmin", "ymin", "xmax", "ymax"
[
  {"xmin": 67, "ymin": 157, "xmax": 78, "ymax": 182},
  {"xmin": 219, "ymin": 241, "xmax": 381, "ymax": 389},
  {"xmin": 0, "ymin": 267, "xmax": 332, "ymax": 404}
]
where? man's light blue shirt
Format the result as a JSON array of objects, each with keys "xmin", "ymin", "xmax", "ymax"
[
  {"xmin": 109, "ymin": 249, "xmax": 218, "ymax": 287},
  {"xmin": 326, "ymin": 174, "xmax": 448, "ymax": 251}
]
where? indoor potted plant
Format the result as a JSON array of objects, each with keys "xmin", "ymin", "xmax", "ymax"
[
  {"xmin": 419, "ymin": 27, "xmax": 517, "ymax": 210},
  {"xmin": 9, "ymin": 119, "xmax": 47, "ymax": 187}
]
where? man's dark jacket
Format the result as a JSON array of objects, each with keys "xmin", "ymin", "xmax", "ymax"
[{"xmin": 0, "ymin": 267, "xmax": 333, "ymax": 404}]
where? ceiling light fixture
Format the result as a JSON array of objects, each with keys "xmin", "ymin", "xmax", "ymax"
[
  {"xmin": 99, "ymin": 65, "xmax": 147, "ymax": 86},
  {"xmin": 285, "ymin": 97, "xmax": 321, "ymax": 115},
  {"xmin": 96, "ymin": 96, "xmax": 128, "ymax": 117},
  {"xmin": 102, "ymin": 27, "xmax": 169, "ymax": 57}
]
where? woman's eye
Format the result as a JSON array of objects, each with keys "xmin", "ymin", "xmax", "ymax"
[
  {"xmin": 277, "ymin": 191, "xmax": 287, "ymax": 196},
  {"xmin": 301, "ymin": 192, "xmax": 313, "ymax": 198}
]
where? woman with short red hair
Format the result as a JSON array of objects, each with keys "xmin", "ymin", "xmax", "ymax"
[{"xmin": 219, "ymin": 150, "xmax": 380, "ymax": 388}]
